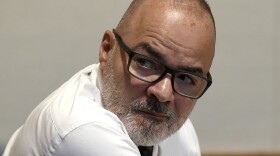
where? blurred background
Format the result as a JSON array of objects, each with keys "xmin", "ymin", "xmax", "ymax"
[{"xmin": 0, "ymin": 0, "xmax": 279, "ymax": 155}]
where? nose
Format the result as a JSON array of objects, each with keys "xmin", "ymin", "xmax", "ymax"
[{"xmin": 147, "ymin": 75, "xmax": 174, "ymax": 103}]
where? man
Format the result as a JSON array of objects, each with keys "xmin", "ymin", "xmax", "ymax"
[{"xmin": 3, "ymin": 0, "xmax": 216, "ymax": 155}]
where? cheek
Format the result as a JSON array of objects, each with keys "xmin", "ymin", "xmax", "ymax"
[
  {"xmin": 174, "ymin": 97, "xmax": 197, "ymax": 119},
  {"xmin": 126, "ymin": 75, "xmax": 150, "ymax": 99},
  {"xmin": 112, "ymin": 57, "xmax": 148, "ymax": 101},
  {"xmin": 111, "ymin": 48, "xmax": 129, "ymax": 79}
]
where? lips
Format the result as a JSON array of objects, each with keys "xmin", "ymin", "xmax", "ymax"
[{"xmin": 137, "ymin": 109, "xmax": 168, "ymax": 121}]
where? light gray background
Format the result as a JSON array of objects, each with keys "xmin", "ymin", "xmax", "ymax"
[{"xmin": 0, "ymin": 0, "xmax": 279, "ymax": 154}]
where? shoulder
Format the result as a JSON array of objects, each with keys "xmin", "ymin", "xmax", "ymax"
[
  {"xmin": 49, "ymin": 64, "xmax": 139, "ymax": 155},
  {"xmin": 10, "ymin": 64, "xmax": 139, "ymax": 156},
  {"xmin": 48, "ymin": 64, "xmax": 140, "ymax": 155},
  {"xmin": 51, "ymin": 122, "xmax": 140, "ymax": 156},
  {"xmin": 48, "ymin": 64, "xmax": 131, "ymax": 139}
]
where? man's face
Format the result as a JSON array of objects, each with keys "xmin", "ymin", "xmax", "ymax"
[{"xmin": 100, "ymin": 3, "xmax": 215, "ymax": 146}]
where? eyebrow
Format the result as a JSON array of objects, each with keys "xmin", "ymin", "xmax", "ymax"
[
  {"xmin": 133, "ymin": 42, "xmax": 162, "ymax": 60},
  {"xmin": 132, "ymin": 42, "xmax": 204, "ymax": 76}
]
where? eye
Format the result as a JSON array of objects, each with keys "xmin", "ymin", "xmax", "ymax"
[
  {"xmin": 177, "ymin": 74, "xmax": 196, "ymax": 85},
  {"xmin": 134, "ymin": 55, "xmax": 160, "ymax": 71},
  {"xmin": 138, "ymin": 58, "xmax": 154, "ymax": 68}
]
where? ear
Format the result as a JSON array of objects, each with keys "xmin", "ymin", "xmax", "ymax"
[{"xmin": 99, "ymin": 30, "xmax": 115, "ymax": 72}]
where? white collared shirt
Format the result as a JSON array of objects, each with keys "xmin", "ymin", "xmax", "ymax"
[{"xmin": 3, "ymin": 64, "xmax": 200, "ymax": 156}]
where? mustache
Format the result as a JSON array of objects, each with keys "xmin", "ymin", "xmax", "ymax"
[{"xmin": 130, "ymin": 97, "xmax": 177, "ymax": 120}]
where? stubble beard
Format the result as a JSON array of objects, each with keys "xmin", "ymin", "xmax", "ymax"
[{"xmin": 101, "ymin": 50, "xmax": 188, "ymax": 146}]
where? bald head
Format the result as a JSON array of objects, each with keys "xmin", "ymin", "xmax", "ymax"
[{"xmin": 116, "ymin": 0, "xmax": 215, "ymax": 35}]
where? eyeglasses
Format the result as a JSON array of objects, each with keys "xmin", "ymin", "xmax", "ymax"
[{"xmin": 113, "ymin": 29, "xmax": 212, "ymax": 99}]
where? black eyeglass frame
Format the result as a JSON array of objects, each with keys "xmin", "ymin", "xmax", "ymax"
[{"xmin": 112, "ymin": 29, "xmax": 212, "ymax": 99}]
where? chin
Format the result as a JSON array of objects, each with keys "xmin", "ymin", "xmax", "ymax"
[{"xmin": 122, "ymin": 113, "xmax": 180, "ymax": 146}]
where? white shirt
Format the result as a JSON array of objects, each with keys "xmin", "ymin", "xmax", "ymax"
[{"xmin": 3, "ymin": 64, "xmax": 200, "ymax": 156}]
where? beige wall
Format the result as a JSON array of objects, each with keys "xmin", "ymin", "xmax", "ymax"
[
  {"xmin": 0, "ymin": 0, "xmax": 279, "ymax": 154},
  {"xmin": 191, "ymin": 0, "xmax": 280, "ymax": 153}
]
